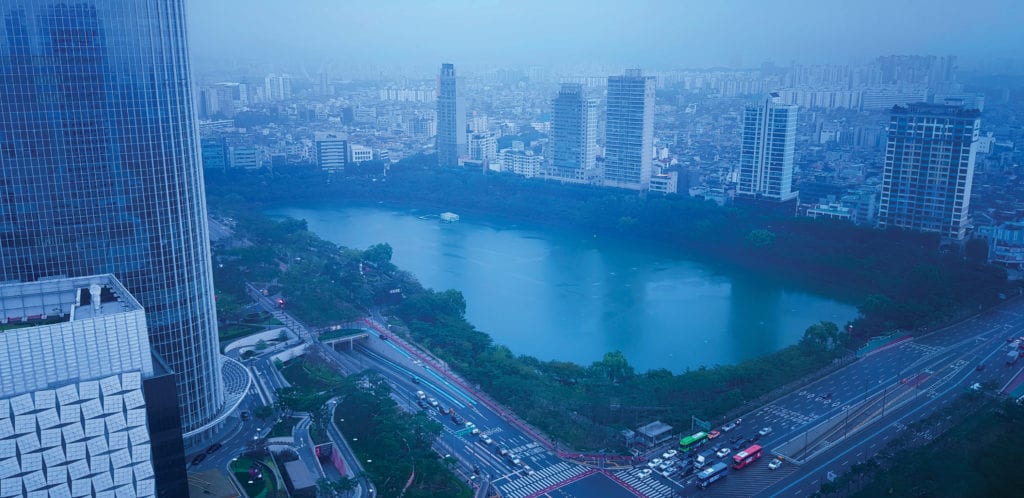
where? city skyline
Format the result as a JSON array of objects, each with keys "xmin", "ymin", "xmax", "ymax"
[{"xmin": 187, "ymin": 0, "xmax": 1024, "ymax": 70}]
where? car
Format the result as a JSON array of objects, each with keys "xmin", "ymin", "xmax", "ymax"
[
  {"xmin": 411, "ymin": 375, "xmax": 420, "ymax": 384},
  {"xmin": 510, "ymin": 455, "xmax": 522, "ymax": 466},
  {"xmin": 662, "ymin": 449, "xmax": 678, "ymax": 460},
  {"xmin": 479, "ymin": 433, "xmax": 493, "ymax": 445},
  {"xmin": 524, "ymin": 465, "xmax": 535, "ymax": 476},
  {"xmin": 730, "ymin": 434, "xmax": 744, "ymax": 444},
  {"xmin": 637, "ymin": 468, "xmax": 653, "ymax": 479},
  {"xmin": 715, "ymin": 448, "xmax": 731, "ymax": 458},
  {"xmin": 415, "ymin": 390, "xmax": 426, "ymax": 399},
  {"xmin": 768, "ymin": 458, "xmax": 783, "ymax": 470},
  {"xmin": 497, "ymin": 447, "xmax": 509, "ymax": 456},
  {"xmin": 721, "ymin": 422, "xmax": 737, "ymax": 432},
  {"xmin": 417, "ymin": 399, "xmax": 427, "ymax": 408},
  {"xmin": 647, "ymin": 458, "xmax": 663, "ymax": 469},
  {"xmin": 661, "ymin": 468, "xmax": 674, "ymax": 478},
  {"xmin": 707, "ymin": 430, "xmax": 721, "ymax": 439},
  {"xmin": 658, "ymin": 461, "xmax": 672, "ymax": 471},
  {"xmin": 240, "ymin": 411, "xmax": 250, "ymax": 421},
  {"xmin": 976, "ymin": 364, "xmax": 985, "ymax": 371},
  {"xmin": 190, "ymin": 453, "xmax": 206, "ymax": 466},
  {"xmin": 759, "ymin": 427, "xmax": 773, "ymax": 437},
  {"xmin": 205, "ymin": 443, "xmax": 222, "ymax": 455},
  {"xmin": 427, "ymin": 397, "xmax": 439, "ymax": 407},
  {"xmin": 733, "ymin": 418, "xmax": 742, "ymax": 425}
]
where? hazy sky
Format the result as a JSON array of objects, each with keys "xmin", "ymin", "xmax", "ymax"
[{"xmin": 187, "ymin": 0, "xmax": 1024, "ymax": 70}]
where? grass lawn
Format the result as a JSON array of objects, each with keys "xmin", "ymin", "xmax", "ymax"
[
  {"xmin": 218, "ymin": 323, "xmax": 263, "ymax": 341},
  {"xmin": 319, "ymin": 328, "xmax": 366, "ymax": 341},
  {"xmin": 229, "ymin": 456, "xmax": 277, "ymax": 498}
]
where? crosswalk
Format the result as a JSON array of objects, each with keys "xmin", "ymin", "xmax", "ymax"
[
  {"xmin": 497, "ymin": 462, "xmax": 589, "ymax": 498},
  {"xmin": 756, "ymin": 404, "xmax": 814, "ymax": 428},
  {"xmin": 700, "ymin": 463, "xmax": 797, "ymax": 497},
  {"xmin": 613, "ymin": 469, "xmax": 676, "ymax": 498}
]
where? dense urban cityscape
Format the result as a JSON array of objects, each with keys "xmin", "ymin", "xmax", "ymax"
[{"xmin": 2, "ymin": 1, "xmax": 1024, "ymax": 497}]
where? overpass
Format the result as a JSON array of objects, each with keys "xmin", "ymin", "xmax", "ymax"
[{"xmin": 319, "ymin": 328, "xmax": 371, "ymax": 351}]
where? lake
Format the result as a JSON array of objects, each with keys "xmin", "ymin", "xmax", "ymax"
[{"xmin": 269, "ymin": 204, "xmax": 858, "ymax": 372}]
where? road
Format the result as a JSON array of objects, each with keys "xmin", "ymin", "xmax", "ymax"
[
  {"xmin": 245, "ymin": 284, "xmax": 1024, "ymax": 498},
  {"xmin": 674, "ymin": 298, "xmax": 1024, "ymax": 497},
  {"xmin": 347, "ymin": 299, "xmax": 1024, "ymax": 498}
]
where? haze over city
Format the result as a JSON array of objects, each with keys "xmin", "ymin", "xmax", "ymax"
[
  {"xmin": 188, "ymin": 0, "xmax": 1024, "ymax": 69},
  {"xmin": 5, "ymin": 0, "xmax": 1024, "ymax": 497}
]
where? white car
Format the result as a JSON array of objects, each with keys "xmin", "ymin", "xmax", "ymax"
[
  {"xmin": 479, "ymin": 434, "xmax": 493, "ymax": 445},
  {"xmin": 716, "ymin": 447, "xmax": 731, "ymax": 458},
  {"xmin": 662, "ymin": 449, "xmax": 678, "ymax": 460},
  {"xmin": 768, "ymin": 458, "xmax": 783, "ymax": 470},
  {"xmin": 415, "ymin": 390, "xmax": 426, "ymax": 400},
  {"xmin": 647, "ymin": 458, "xmax": 663, "ymax": 469},
  {"xmin": 658, "ymin": 461, "xmax": 672, "ymax": 471},
  {"xmin": 721, "ymin": 422, "xmax": 737, "ymax": 432},
  {"xmin": 637, "ymin": 468, "xmax": 653, "ymax": 479},
  {"xmin": 759, "ymin": 427, "xmax": 772, "ymax": 437}
]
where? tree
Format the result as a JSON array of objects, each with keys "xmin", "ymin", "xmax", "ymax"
[
  {"xmin": 363, "ymin": 243, "xmax": 394, "ymax": 267},
  {"xmin": 800, "ymin": 321, "xmax": 840, "ymax": 351},
  {"xmin": 592, "ymin": 351, "xmax": 635, "ymax": 383},
  {"xmin": 745, "ymin": 229, "xmax": 776, "ymax": 249}
]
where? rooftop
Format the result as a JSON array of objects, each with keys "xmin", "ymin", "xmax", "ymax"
[
  {"xmin": 0, "ymin": 274, "xmax": 141, "ymax": 328},
  {"xmin": 891, "ymin": 102, "xmax": 981, "ymax": 118}
]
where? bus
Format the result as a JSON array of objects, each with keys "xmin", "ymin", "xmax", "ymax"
[
  {"xmin": 679, "ymin": 431, "xmax": 708, "ymax": 453},
  {"xmin": 731, "ymin": 444, "xmax": 764, "ymax": 469},
  {"xmin": 697, "ymin": 462, "xmax": 729, "ymax": 489}
]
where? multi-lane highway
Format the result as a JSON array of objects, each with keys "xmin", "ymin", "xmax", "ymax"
[
  {"xmin": 238, "ymin": 283, "xmax": 1024, "ymax": 498},
  {"xmin": 340, "ymin": 298, "xmax": 1024, "ymax": 498}
]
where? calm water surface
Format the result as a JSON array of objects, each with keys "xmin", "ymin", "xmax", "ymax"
[{"xmin": 269, "ymin": 204, "xmax": 857, "ymax": 372}]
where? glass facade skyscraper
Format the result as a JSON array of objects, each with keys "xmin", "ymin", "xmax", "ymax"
[
  {"xmin": 738, "ymin": 93, "xmax": 799, "ymax": 202},
  {"xmin": 0, "ymin": 0, "xmax": 225, "ymax": 437},
  {"xmin": 551, "ymin": 83, "xmax": 598, "ymax": 181},
  {"xmin": 436, "ymin": 62, "xmax": 467, "ymax": 167},
  {"xmin": 604, "ymin": 69, "xmax": 655, "ymax": 190}
]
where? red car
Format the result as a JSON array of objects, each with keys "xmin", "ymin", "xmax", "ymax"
[{"xmin": 707, "ymin": 430, "xmax": 721, "ymax": 440}]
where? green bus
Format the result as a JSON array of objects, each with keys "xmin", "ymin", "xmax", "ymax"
[{"xmin": 680, "ymin": 431, "xmax": 709, "ymax": 453}]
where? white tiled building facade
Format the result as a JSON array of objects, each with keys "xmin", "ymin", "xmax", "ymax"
[{"xmin": 0, "ymin": 276, "xmax": 157, "ymax": 497}]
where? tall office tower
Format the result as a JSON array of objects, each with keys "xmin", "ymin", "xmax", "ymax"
[
  {"xmin": 737, "ymin": 93, "xmax": 799, "ymax": 202},
  {"xmin": 437, "ymin": 63, "xmax": 467, "ymax": 167},
  {"xmin": 551, "ymin": 83, "xmax": 598, "ymax": 180},
  {"xmin": 0, "ymin": 275, "xmax": 188, "ymax": 497},
  {"xmin": 604, "ymin": 69, "xmax": 655, "ymax": 190},
  {"xmin": 315, "ymin": 132, "xmax": 349, "ymax": 172},
  {"xmin": 264, "ymin": 73, "xmax": 292, "ymax": 101},
  {"xmin": 878, "ymin": 101, "xmax": 980, "ymax": 240},
  {"xmin": 0, "ymin": 0, "xmax": 244, "ymax": 445}
]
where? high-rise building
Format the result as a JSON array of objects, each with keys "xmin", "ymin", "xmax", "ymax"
[
  {"xmin": 264, "ymin": 73, "xmax": 292, "ymax": 101},
  {"xmin": 878, "ymin": 101, "xmax": 980, "ymax": 240},
  {"xmin": 0, "ymin": 275, "xmax": 188, "ymax": 497},
  {"xmin": 437, "ymin": 63, "xmax": 467, "ymax": 167},
  {"xmin": 738, "ymin": 93, "xmax": 799, "ymax": 202},
  {"xmin": 315, "ymin": 133, "xmax": 349, "ymax": 172},
  {"xmin": 0, "ymin": 0, "xmax": 247, "ymax": 445},
  {"xmin": 604, "ymin": 69, "xmax": 655, "ymax": 190},
  {"xmin": 551, "ymin": 83, "xmax": 598, "ymax": 180}
]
